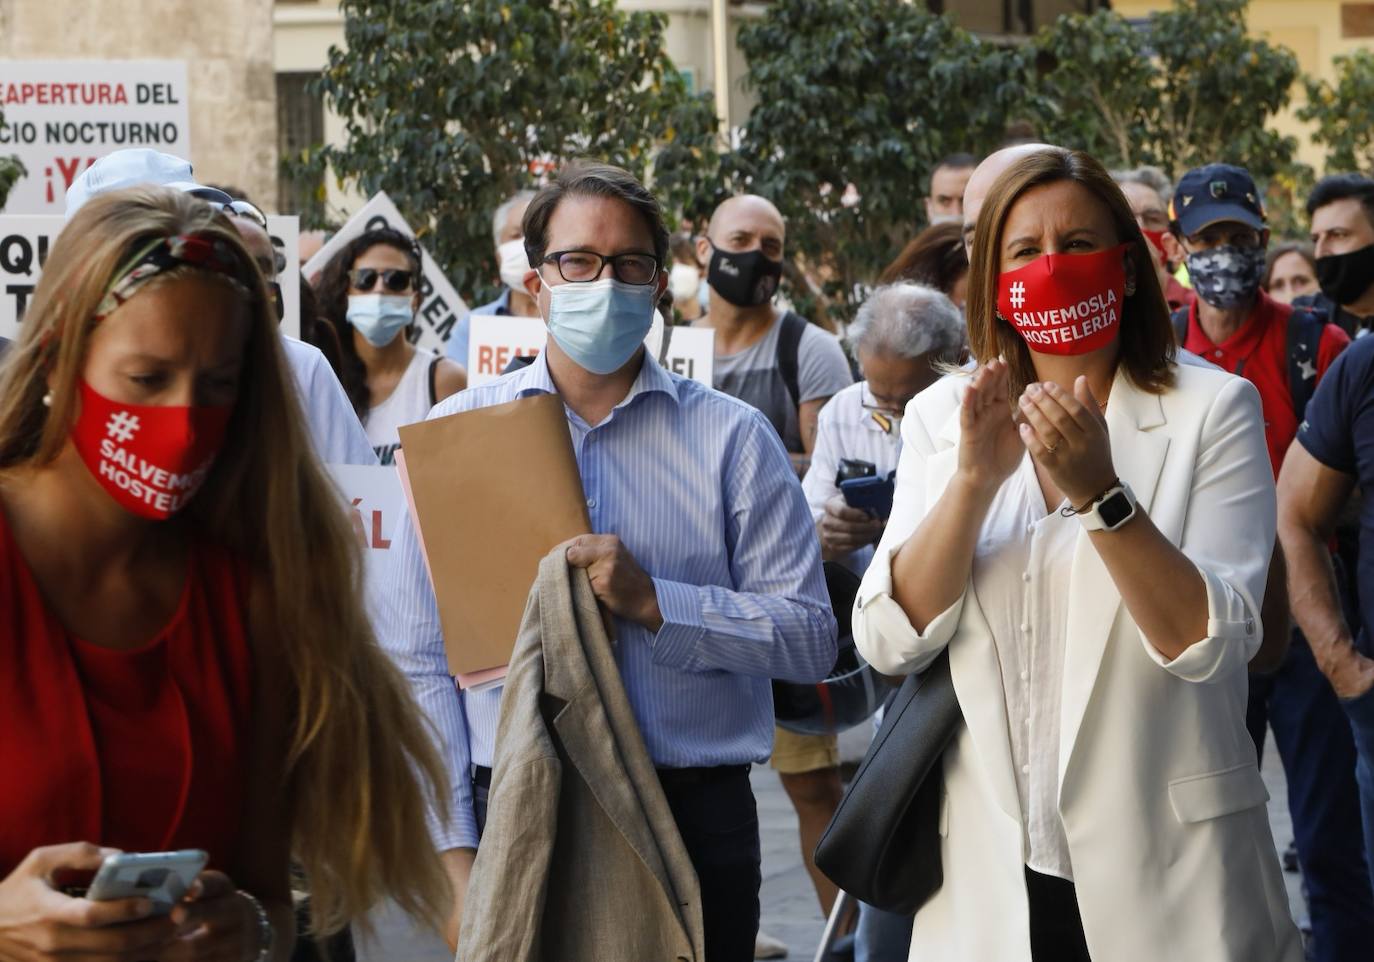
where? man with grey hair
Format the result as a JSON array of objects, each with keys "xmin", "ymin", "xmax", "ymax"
[
  {"xmin": 444, "ymin": 189, "xmax": 541, "ymax": 366},
  {"xmin": 803, "ymin": 282, "xmax": 963, "ymax": 962},
  {"xmin": 803, "ymin": 282, "xmax": 965, "ymax": 574},
  {"xmin": 1113, "ymin": 166, "xmax": 1190, "ymax": 310}
]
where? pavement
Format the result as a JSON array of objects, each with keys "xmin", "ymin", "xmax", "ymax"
[{"xmin": 357, "ymin": 728, "xmax": 1305, "ymax": 962}]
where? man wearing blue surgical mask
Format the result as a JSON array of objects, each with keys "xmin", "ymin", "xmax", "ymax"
[{"xmin": 379, "ymin": 161, "xmax": 837, "ymax": 960}]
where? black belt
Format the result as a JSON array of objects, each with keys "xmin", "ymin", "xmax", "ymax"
[
  {"xmin": 655, "ymin": 764, "xmax": 750, "ymax": 790},
  {"xmin": 474, "ymin": 763, "xmax": 748, "ymax": 791}
]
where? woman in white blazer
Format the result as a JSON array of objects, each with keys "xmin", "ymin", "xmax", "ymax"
[{"xmin": 853, "ymin": 148, "xmax": 1301, "ymax": 962}]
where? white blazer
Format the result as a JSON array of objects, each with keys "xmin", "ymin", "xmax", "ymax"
[{"xmin": 853, "ymin": 358, "xmax": 1302, "ymax": 962}]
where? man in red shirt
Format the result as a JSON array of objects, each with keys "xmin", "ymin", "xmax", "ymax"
[
  {"xmin": 1171, "ymin": 163, "xmax": 1374, "ymax": 962},
  {"xmin": 1172, "ymin": 164, "xmax": 1349, "ymax": 471}
]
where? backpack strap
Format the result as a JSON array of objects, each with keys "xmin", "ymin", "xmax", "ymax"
[
  {"xmin": 777, "ymin": 311, "xmax": 807, "ymax": 412},
  {"xmin": 1286, "ymin": 307, "xmax": 1326, "ymax": 422},
  {"xmin": 1170, "ymin": 305, "xmax": 1190, "ymax": 347},
  {"xmin": 428, "ymin": 354, "xmax": 441, "ymax": 408}
]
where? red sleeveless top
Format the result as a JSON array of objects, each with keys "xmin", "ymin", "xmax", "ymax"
[{"xmin": 0, "ymin": 512, "xmax": 253, "ymax": 875}]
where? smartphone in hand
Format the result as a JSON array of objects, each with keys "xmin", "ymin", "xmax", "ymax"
[{"xmin": 83, "ymin": 849, "xmax": 208, "ymax": 916}]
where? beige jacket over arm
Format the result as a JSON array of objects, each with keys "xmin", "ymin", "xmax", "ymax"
[
  {"xmin": 853, "ymin": 360, "xmax": 1302, "ymax": 962},
  {"xmin": 455, "ymin": 550, "xmax": 705, "ymax": 962}
]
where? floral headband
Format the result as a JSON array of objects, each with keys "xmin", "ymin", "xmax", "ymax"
[{"xmin": 94, "ymin": 234, "xmax": 254, "ymax": 322}]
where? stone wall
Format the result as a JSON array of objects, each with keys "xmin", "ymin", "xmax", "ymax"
[{"xmin": 0, "ymin": 0, "xmax": 278, "ymax": 208}]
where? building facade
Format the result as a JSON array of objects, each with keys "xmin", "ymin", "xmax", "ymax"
[
  {"xmin": 0, "ymin": 0, "xmax": 279, "ymax": 209},
  {"xmin": 1115, "ymin": 0, "xmax": 1369, "ymax": 173}
]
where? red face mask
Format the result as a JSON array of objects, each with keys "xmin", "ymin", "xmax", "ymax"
[
  {"xmin": 1141, "ymin": 228, "xmax": 1169, "ymax": 265},
  {"xmin": 71, "ymin": 380, "xmax": 233, "ymax": 521},
  {"xmin": 996, "ymin": 245, "xmax": 1127, "ymax": 357}
]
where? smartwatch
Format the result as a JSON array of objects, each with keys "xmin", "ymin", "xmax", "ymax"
[{"xmin": 1076, "ymin": 481, "xmax": 1137, "ymax": 532}]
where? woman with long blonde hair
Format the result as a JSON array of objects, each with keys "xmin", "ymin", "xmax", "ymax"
[{"xmin": 0, "ymin": 186, "xmax": 449, "ymax": 961}]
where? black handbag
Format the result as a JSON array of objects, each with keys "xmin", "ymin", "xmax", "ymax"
[{"xmin": 813, "ymin": 647, "xmax": 962, "ymax": 916}]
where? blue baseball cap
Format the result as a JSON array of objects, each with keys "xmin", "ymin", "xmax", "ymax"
[
  {"xmin": 65, "ymin": 148, "xmax": 233, "ymax": 217},
  {"xmin": 1169, "ymin": 163, "xmax": 1266, "ymax": 237}
]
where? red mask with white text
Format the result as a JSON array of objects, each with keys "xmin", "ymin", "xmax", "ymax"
[
  {"xmin": 1141, "ymin": 228, "xmax": 1169, "ymax": 266},
  {"xmin": 996, "ymin": 245, "xmax": 1127, "ymax": 356},
  {"xmin": 71, "ymin": 380, "xmax": 233, "ymax": 521}
]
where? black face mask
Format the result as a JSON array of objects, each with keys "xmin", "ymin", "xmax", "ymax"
[
  {"xmin": 706, "ymin": 242, "xmax": 783, "ymax": 308},
  {"xmin": 1316, "ymin": 243, "xmax": 1374, "ymax": 307}
]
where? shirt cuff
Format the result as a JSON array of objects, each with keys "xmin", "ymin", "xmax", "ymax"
[
  {"xmin": 649, "ymin": 577, "xmax": 706, "ymax": 670},
  {"xmin": 1140, "ymin": 564, "xmax": 1258, "ymax": 683},
  {"xmin": 427, "ymin": 796, "xmax": 480, "ymax": 852},
  {"xmin": 853, "ymin": 542, "xmax": 965, "ymax": 675}
]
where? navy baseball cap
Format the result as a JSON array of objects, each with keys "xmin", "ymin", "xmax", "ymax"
[{"xmin": 1169, "ymin": 164, "xmax": 1266, "ymax": 236}]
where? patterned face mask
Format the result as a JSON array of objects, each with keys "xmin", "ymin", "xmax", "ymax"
[{"xmin": 1185, "ymin": 244, "xmax": 1267, "ymax": 309}]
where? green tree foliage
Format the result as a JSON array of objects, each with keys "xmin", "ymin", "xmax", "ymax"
[
  {"xmin": 1299, "ymin": 50, "xmax": 1374, "ymax": 174},
  {"xmin": 727, "ymin": 0, "xmax": 1041, "ymax": 322},
  {"xmin": 298, "ymin": 0, "xmax": 721, "ymax": 304},
  {"xmin": 1034, "ymin": 0, "xmax": 1300, "ymax": 182},
  {"xmin": 0, "ymin": 106, "xmax": 25, "ymax": 210}
]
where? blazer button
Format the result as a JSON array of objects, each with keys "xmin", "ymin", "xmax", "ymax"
[{"xmin": 1246, "ymin": 619, "xmax": 1255, "ymax": 635}]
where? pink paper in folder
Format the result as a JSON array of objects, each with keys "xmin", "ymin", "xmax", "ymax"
[{"xmin": 394, "ymin": 448, "xmax": 509, "ymax": 691}]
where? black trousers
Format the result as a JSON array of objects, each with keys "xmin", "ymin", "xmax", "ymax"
[
  {"xmin": 1025, "ymin": 867, "xmax": 1091, "ymax": 961},
  {"xmin": 658, "ymin": 765, "xmax": 762, "ymax": 962}
]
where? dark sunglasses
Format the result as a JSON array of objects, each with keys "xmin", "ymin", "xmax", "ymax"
[{"xmin": 348, "ymin": 268, "xmax": 416, "ymax": 293}]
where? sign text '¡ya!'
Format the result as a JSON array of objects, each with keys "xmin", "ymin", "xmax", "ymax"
[{"xmin": 0, "ymin": 82, "xmax": 180, "ymax": 106}]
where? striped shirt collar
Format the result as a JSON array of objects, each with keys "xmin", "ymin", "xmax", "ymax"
[{"xmin": 512, "ymin": 348, "xmax": 683, "ymax": 411}]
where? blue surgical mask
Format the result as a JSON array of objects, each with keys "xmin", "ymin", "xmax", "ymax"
[
  {"xmin": 544, "ymin": 277, "xmax": 656, "ymax": 375},
  {"xmin": 347, "ymin": 294, "xmax": 413, "ymax": 347}
]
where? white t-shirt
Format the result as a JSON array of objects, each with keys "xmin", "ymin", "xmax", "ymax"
[
  {"xmin": 365, "ymin": 349, "xmax": 435, "ymax": 466},
  {"xmin": 281, "ymin": 337, "xmax": 377, "ymax": 466}
]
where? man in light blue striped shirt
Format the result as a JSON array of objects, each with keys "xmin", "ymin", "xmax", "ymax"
[{"xmin": 379, "ymin": 162, "xmax": 837, "ymax": 959}]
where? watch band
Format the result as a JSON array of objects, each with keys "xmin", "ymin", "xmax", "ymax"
[
  {"xmin": 237, "ymin": 889, "xmax": 274, "ymax": 962},
  {"xmin": 1077, "ymin": 481, "xmax": 1137, "ymax": 532}
]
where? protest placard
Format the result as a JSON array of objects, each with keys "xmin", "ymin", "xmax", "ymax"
[
  {"xmin": 301, "ymin": 192, "xmax": 467, "ymax": 355},
  {"xmin": 0, "ymin": 61, "xmax": 191, "ymax": 215},
  {"xmin": 0, "ymin": 213, "xmax": 300, "ymax": 340},
  {"xmin": 466, "ymin": 314, "xmax": 715, "ymax": 388},
  {"xmin": 326, "ymin": 463, "xmax": 405, "ymax": 616},
  {"xmin": 0, "ymin": 214, "xmax": 62, "ymax": 340},
  {"xmin": 266, "ymin": 215, "xmax": 301, "ymax": 340}
]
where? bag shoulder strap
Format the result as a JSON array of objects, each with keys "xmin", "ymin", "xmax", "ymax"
[
  {"xmin": 427, "ymin": 353, "xmax": 441, "ymax": 408},
  {"xmin": 1286, "ymin": 306, "xmax": 1326, "ymax": 421},
  {"xmin": 1170, "ymin": 305, "xmax": 1190, "ymax": 346},
  {"xmin": 777, "ymin": 311, "xmax": 807, "ymax": 411}
]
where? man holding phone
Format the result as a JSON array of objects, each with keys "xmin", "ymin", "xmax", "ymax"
[{"xmin": 804, "ymin": 283, "xmax": 966, "ymax": 574}]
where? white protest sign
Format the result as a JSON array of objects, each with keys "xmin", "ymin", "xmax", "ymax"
[
  {"xmin": 327, "ymin": 463, "xmax": 405, "ymax": 615},
  {"xmin": 0, "ymin": 61, "xmax": 191, "ymax": 215},
  {"xmin": 466, "ymin": 316, "xmax": 548, "ymax": 385},
  {"xmin": 648, "ymin": 324, "xmax": 715, "ymax": 384},
  {"xmin": 466, "ymin": 314, "xmax": 715, "ymax": 387},
  {"xmin": 302, "ymin": 192, "xmax": 467, "ymax": 354},
  {"xmin": 0, "ymin": 214, "xmax": 62, "ymax": 339},
  {"xmin": 266, "ymin": 215, "xmax": 300, "ymax": 340},
  {"xmin": 0, "ymin": 214, "xmax": 301, "ymax": 341}
]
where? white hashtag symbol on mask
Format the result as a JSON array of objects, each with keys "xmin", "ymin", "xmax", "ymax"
[
  {"xmin": 105, "ymin": 410, "xmax": 141, "ymax": 443},
  {"xmin": 1009, "ymin": 281, "xmax": 1026, "ymax": 309}
]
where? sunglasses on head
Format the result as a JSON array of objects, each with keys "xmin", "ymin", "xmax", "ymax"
[
  {"xmin": 212, "ymin": 199, "xmax": 269, "ymax": 231},
  {"xmin": 348, "ymin": 268, "xmax": 416, "ymax": 293}
]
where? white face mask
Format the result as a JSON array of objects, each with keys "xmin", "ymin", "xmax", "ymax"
[
  {"xmin": 498, "ymin": 238, "xmax": 530, "ymax": 291},
  {"xmin": 669, "ymin": 262, "xmax": 702, "ymax": 302}
]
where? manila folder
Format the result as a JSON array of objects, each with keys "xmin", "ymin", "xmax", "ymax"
[{"xmin": 397, "ymin": 393, "xmax": 589, "ymax": 675}]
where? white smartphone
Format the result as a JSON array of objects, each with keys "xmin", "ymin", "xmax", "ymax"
[{"xmin": 84, "ymin": 849, "xmax": 208, "ymax": 915}]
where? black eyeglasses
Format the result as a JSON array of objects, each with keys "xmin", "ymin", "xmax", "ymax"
[
  {"xmin": 348, "ymin": 268, "xmax": 416, "ymax": 293},
  {"xmin": 540, "ymin": 250, "xmax": 660, "ymax": 286}
]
